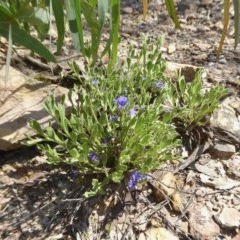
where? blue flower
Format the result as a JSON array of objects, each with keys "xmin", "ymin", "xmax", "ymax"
[
  {"xmin": 72, "ymin": 171, "xmax": 79, "ymax": 178},
  {"xmin": 92, "ymin": 80, "xmax": 99, "ymax": 85},
  {"xmin": 128, "ymin": 108, "xmax": 137, "ymax": 118},
  {"xmin": 114, "ymin": 96, "xmax": 128, "ymax": 109},
  {"xmin": 110, "ymin": 115, "xmax": 118, "ymax": 121},
  {"xmin": 103, "ymin": 137, "xmax": 111, "ymax": 144},
  {"xmin": 128, "ymin": 171, "xmax": 148, "ymax": 190},
  {"xmin": 88, "ymin": 152, "xmax": 99, "ymax": 161},
  {"xmin": 151, "ymin": 81, "xmax": 165, "ymax": 89}
]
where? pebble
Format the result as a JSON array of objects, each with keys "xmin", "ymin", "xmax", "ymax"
[
  {"xmin": 167, "ymin": 44, "xmax": 176, "ymax": 54},
  {"xmin": 214, "ymin": 207, "xmax": 240, "ymax": 229},
  {"xmin": 122, "ymin": 7, "xmax": 133, "ymax": 14}
]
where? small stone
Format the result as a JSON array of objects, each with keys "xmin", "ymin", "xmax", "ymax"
[
  {"xmin": 122, "ymin": 7, "xmax": 133, "ymax": 14},
  {"xmin": 188, "ymin": 204, "xmax": 220, "ymax": 240},
  {"xmin": 218, "ymin": 58, "xmax": 227, "ymax": 64},
  {"xmin": 211, "ymin": 140, "xmax": 236, "ymax": 159},
  {"xmin": 214, "ymin": 207, "xmax": 240, "ymax": 229},
  {"xmin": 167, "ymin": 44, "xmax": 176, "ymax": 54},
  {"xmin": 222, "ymin": 156, "xmax": 240, "ymax": 178},
  {"xmin": 210, "ymin": 105, "xmax": 240, "ymax": 140}
]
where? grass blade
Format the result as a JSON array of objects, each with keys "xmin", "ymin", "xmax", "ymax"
[
  {"xmin": 217, "ymin": 0, "xmax": 230, "ymax": 55},
  {"xmin": 0, "ymin": 22, "xmax": 56, "ymax": 62},
  {"xmin": 52, "ymin": 0, "xmax": 65, "ymax": 54},
  {"xmin": 143, "ymin": 0, "xmax": 148, "ymax": 19},
  {"xmin": 81, "ymin": 0, "xmax": 101, "ymax": 66},
  {"xmin": 4, "ymin": 23, "xmax": 12, "ymax": 85},
  {"xmin": 233, "ymin": 0, "xmax": 240, "ymax": 49},
  {"xmin": 164, "ymin": 0, "xmax": 181, "ymax": 29},
  {"xmin": 109, "ymin": 0, "xmax": 120, "ymax": 69}
]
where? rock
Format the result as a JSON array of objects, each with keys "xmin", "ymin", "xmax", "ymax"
[
  {"xmin": 210, "ymin": 105, "xmax": 240, "ymax": 141},
  {"xmin": 167, "ymin": 44, "xmax": 176, "ymax": 54},
  {"xmin": 232, "ymin": 230, "xmax": 240, "ymax": 240},
  {"xmin": 0, "ymin": 65, "xmax": 70, "ymax": 151},
  {"xmin": 150, "ymin": 171, "xmax": 184, "ymax": 212},
  {"xmin": 188, "ymin": 204, "xmax": 220, "ymax": 240},
  {"xmin": 211, "ymin": 140, "xmax": 236, "ymax": 159},
  {"xmin": 139, "ymin": 227, "xmax": 179, "ymax": 240},
  {"xmin": 199, "ymin": 174, "xmax": 240, "ymax": 190},
  {"xmin": 165, "ymin": 62, "xmax": 203, "ymax": 82},
  {"xmin": 222, "ymin": 155, "xmax": 240, "ymax": 178},
  {"xmin": 214, "ymin": 207, "xmax": 240, "ymax": 229},
  {"xmin": 122, "ymin": 7, "xmax": 133, "ymax": 14}
]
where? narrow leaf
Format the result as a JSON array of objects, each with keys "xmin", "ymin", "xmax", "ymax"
[
  {"xmin": 4, "ymin": 23, "xmax": 12, "ymax": 85},
  {"xmin": 0, "ymin": 22, "xmax": 56, "ymax": 62},
  {"xmin": 164, "ymin": 0, "xmax": 181, "ymax": 30},
  {"xmin": 81, "ymin": 0, "xmax": 101, "ymax": 66},
  {"xmin": 52, "ymin": 0, "xmax": 65, "ymax": 53},
  {"xmin": 233, "ymin": 0, "xmax": 240, "ymax": 49},
  {"xmin": 65, "ymin": 0, "xmax": 81, "ymax": 51},
  {"xmin": 143, "ymin": 0, "xmax": 148, "ymax": 19},
  {"xmin": 109, "ymin": 0, "xmax": 120, "ymax": 69},
  {"xmin": 217, "ymin": 0, "xmax": 230, "ymax": 55}
]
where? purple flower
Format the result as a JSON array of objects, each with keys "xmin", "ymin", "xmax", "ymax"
[
  {"xmin": 72, "ymin": 171, "xmax": 79, "ymax": 178},
  {"xmin": 88, "ymin": 152, "xmax": 99, "ymax": 161},
  {"xmin": 128, "ymin": 171, "xmax": 148, "ymax": 190},
  {"xmin": 92, "ymin": 79, "xmax": 99, "ymax": 85},
  {"xmin": 110, "ymin": 115, "xmax": 118, "ymax": 121},
  {"xmin": 151, "ymin": 81, "xmax": 165, "ymax": 89},
  {"xmin": 128, "ymin": 108, "xmax": 137, "ymax": 118},
  {"xmin": 103, "ymin": 137, "xmax": 111, "ymax": 144},
  {"xmin": 114, "ymin": 96, "xmax": 128, "ymax": 109}
]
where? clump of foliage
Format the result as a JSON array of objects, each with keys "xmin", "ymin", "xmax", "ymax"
[{"xmin": 25, "ymin": 37, "xmax": 227, "ymax": 197}]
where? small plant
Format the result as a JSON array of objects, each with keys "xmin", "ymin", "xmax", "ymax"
[
  {"xmin": 165, "ymin": 71, "xmax": 227, "ymax": 129},
  {"xmin": 24, "ymin": 37, "xmax": 227, "ymax": 197}
]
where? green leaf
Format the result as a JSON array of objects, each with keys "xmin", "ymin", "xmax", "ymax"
[
  {"xmin": 70, "ymin": 148, "xmax": 80, "ymax": 159},
  {"xmin": 0, "ymin": 4, "xmax": 17, "ymax": 23},
  {"xmin": 179, "ymin": 77, "xmax": 186, "ymax": 95},
  {"xmin": 109, "ymin": 0, "xmax": 120, "ymax": 68},
  {"xmin": 65, "ymin": 0, "xmax": 81, "ymax": 51},
  {"xmin": 52, "ymin": 0, "xmax": 65, "ymax": 53},
  {"xmin": 0, "ymin": 22, "xmax": 56, "ymax": 62},
  {"xmin": 81, "ymin": 0, "xmax": 101, "ymax": 66},
  {"xmin": 98, "ymin": 0, "xmax": 108, "ymax": 28},
  {"xmin": 28, "ymin": 119, "xmax": 44, "ymax": 135},
  {"xmin": 164, "ymin": 0, "xmax": 181, "ymax": 30}
]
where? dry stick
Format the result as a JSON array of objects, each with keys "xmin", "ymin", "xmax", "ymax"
[{"xmin": 174, "ymin": 140, "xmax": 210, "ymax": 173}]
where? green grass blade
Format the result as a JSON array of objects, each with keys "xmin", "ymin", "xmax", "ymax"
[
  {"xmin": 233, "ymin": 0, "xmax": 240, "ymax": 49},
  {"xmin": 0, "ymin": 22, "xmax": 56, "ymax": 62},
  {"xmin": 81, "ymin": 0, "xmax": 101, "ymax": 66},
  {"xmin": 51, "ymin": 0, "xmax": 65, "ymax": 54},
  {"xmin": 164, "ymin": 0, "xmax": 181, "ymax": 29},
  {"xmin": 109, "ymin": 0, "xmax": 120, "ymax": 69},
  {"xmin": 65, "ymin": 0, "xmax": 81, "ymax": 51},
  {"xmin": 98, "ymin": 0, "xmax": 108, "ymax": 28},
  {"xmin": 74, "ymin": 0, "xmax": 85, "ymax": 56},
  {"xmin": 217, "ymin": 0, "xmax": 230, "ymax": 55}
]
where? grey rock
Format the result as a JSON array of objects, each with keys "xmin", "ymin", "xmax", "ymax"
[
  {"xmin": 188, "ymin": 204, "xmax": 220, "ymax": 240},
  {"xmin": 211, "ymin": 140, "xmax": 236, "ymax": 159},
  {"xmin": 0, "ymin": 65, "xmax": 71, "ymax": 151},
  {"xmin": 214, "ymin": 207, "xmax": 240, "ymax": 229},
  {"xmin": 210, "ymin": 104, "xmax": 240, "ymax": 140}
]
